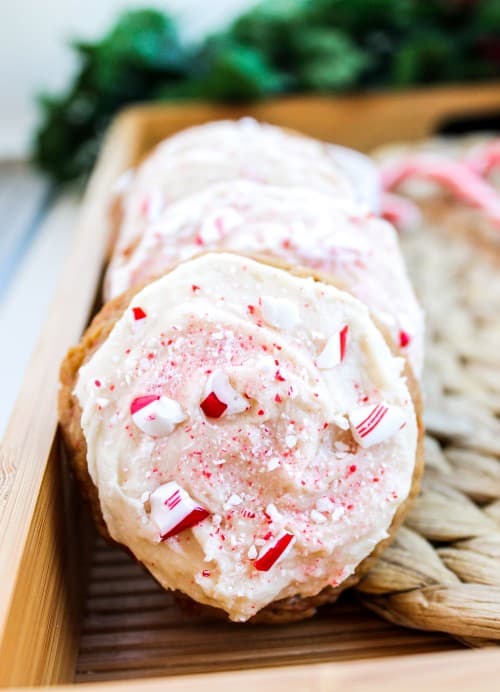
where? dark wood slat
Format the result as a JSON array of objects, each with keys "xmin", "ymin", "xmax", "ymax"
[{"xmin": 76, "ymin": 540, "xmax": 460, "ymax": 682}]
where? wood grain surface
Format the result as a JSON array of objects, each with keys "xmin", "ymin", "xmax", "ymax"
[
  {"xmin": 74, "ymin": 536, "xmax": 457, "ymax": 683},
  {"xmin": 12, "ymin": 648, "xmax": 500, "ymax": 692}
]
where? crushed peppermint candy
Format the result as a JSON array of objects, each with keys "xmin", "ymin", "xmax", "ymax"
[
  {"xmin": 200, "ymin": 392, "xmax": 227, "ymax": 418},
  {"xmin": 247, "ymin": 545, "xmax": 258, "ymax": 560},
  {"xmin": 265, "ymin": 503, "xmax": 283, "ymax": 523},
  {"xmin": 224, "ymin": 494, "xmax": 243, "ymax": 509},
  {"xmin": 316, "ymin": 325, "xmax": 348, "ymax": 369},
  {"xmin": 349, "ymin": 403, "xmax": 406, "ymax": 448},
  {"xmin": 260, "ymin": 296, "xmax": 300, "ymax": 331},
  {"xmin": 131, "ymin": 306, "xmax": 147, "ymax": 321},
  {"xmin": 131, "ymin": 395, "xmax": 186, "ymax": 437},
  {"xmin": 310, "ymin": 509, "xmax": 327, "ymax": 524},
  {"xmin": 254, "ymin": 531, "xmax": 295, "ymax": 571},
  {"xmin": 381, "ymin": 156, "xmax": 500, "ymax": 226},
  {"xmin": 267, "ymin": 457, "xmax": 280, "ymax": 471},
  {"xmin": 200, "ymin": 369, "xmax": 249, "ymax": 418},
  {"xmin": 150, "ymin": 481, "xmax": 210, "ymax": 540},
  {"xmin": 331, "ymin": 414, "xmax": 349, "ymax": 430},
  {"xmin": 316, "ymin": 497, "xmax": 335, "ymax": 513},
  {"xmin": 399, "ymin": 330, "xmax": 411, "ymax": 348}
]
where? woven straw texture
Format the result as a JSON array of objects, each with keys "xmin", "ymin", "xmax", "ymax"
[{"xmin": 356, "ymin": 192, "xmax": 500, "ymax": 646}]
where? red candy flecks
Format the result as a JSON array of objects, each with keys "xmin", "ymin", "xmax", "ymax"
[
  {"xmin": 200, "ymin": 392, "xmax": 228, "ymax": 418},
  {"xmin": 339, "ymin": 324, "xmax": 348, "ymax": 361},
  {"xmin": 130, "ymin": 394, "xmax": 160, "ymax": 415},
  {"xmin": 132, "ymin": 306, "xmax": 147, "ymax": 320},
  {"xmin": 399, "ymin": 330, "xmax": 411, "ymax": 348},
  {"xmin": 254, "ymin": 531, "xmax": 295, "ymax": 571}
]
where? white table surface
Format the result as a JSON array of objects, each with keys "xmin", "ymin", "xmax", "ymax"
[{"xmin": 0, "ymin": 162, "xmax": 79, "ymax": 437}]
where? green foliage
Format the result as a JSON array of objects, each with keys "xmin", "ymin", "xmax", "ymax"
[
  {"xmin": 34, "ymin": 10, "xmax": 189, "ymax": 182},
  {"xmin": 33, "ymin": 1, "xmax": 500, "ymax": 183}
]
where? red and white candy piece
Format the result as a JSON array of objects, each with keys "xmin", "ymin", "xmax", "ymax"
[
  {"xmin": 131, "ymin": 395, "xmax": 185, "ymax": 437},
  {"xmin": 253, "ymin": 531, "xmax": 295, "ymax": 572},
  {"xmin": 348, "ymin": 403, "xmax": 406, "ymax": 448},
  {"xmin": 316, "ymin": 325, "xmax": 348, "ymax": 369},
  {"xmin": 464, "ymin": 141, "xmax": 500, "ymax": 177},
  {"xmin": 381, "ymin": 156, "xmax": 500, "ymax": 226},
  {"xmin": 261, "ymin": 296, "xmax": 300, "ymax": 331},
  {"xmin": 380, "ymin": 192, "xmax": 421, "ymax": 232},
  {"xmin": 200, "ymin": 370, "xmax": 249, "ymax": 419},
  {"xmin": 131, "ymin": 306, "xmax": 147, "ymax": 321},
  {"xmin": 150, "ymin": 481, "xmax": 210, "ymax": 540}
]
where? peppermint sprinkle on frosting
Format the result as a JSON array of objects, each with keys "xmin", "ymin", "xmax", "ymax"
[{"xmin": 150, "ymin": 481, "xmax": 210, "ymax": 540}]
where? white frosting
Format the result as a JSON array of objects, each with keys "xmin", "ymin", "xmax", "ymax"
[
  {"xmin": 105, "ymin": 181, "xmax": 423, "ymax": 374},
  {"xmin": 113, "ymin": 119, "xmax": 379, "ymax": 253},
  {"xmin": 75, "ymin": 254, "xmax": 418, "ymax": 621}
]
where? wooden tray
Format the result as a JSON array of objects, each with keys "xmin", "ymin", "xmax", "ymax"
[{"xmin": 2, "ymin": 85, "xmax": 500, "ymax": 691}]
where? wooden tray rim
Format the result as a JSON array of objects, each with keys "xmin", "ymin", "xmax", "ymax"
[{"xmin": 11, "ymin": 648, "xmax": 500, "ymax": 691}]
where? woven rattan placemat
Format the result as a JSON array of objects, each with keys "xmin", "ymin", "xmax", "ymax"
[{"xmin": 357, "ymin": 197, "xmax": 500, "ymax": 646}]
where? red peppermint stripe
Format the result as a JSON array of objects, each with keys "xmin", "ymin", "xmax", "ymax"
[
  {"xmin": 200, "ymin": 391, "xmax": 228, "ymax": 418},
  {"xmin": 130, "ymin": 394, "xmax": 160, "ymax": 414},
  {"xmin": 356, "ymin": 403, "xmax": 383, "ymax": 432},
  {"xmin": 165, "ymin": 489, "xmax": 182, "ymax": 510},
  {"xmin": 132, "ymin": 306, "xmax": 147, "ymax": 320},
  {"xmin": 339, "ymin": 325, "xmax": 348, "ymax": 361},
  {"xmin": 465, "ymin": 141, "xmax": 500, "ymax": 177},
  {"xmin": 380, "ymin": 192, "xmax": 421, "ymax": 232},
  {"xmin": 316, "ymin": 325, "xmax": 349, "ymax": 369},
  {"xmin": 200, "ymin": 370, "xmax": 248, "ymax": 418},
  {"xmin": 399, "ymin": 330, "xmax": 411, "ymax": 348},
  {"xmin": 349, "ymin": 402, "xmax": 406, "ymax": 448},
  {"xmin": 381, "ymin": 157, "xmax": 500, "ymax": 226},
  {"xmin": 162, "ymin": 507, "xmax": 210, "ymax": 540},
  {"xmin": 150, "ymin": 481, "xmax": 210, "ymax": 541},
  {"xmin": 253, "ymin": 531, "xmax": 295, "ymax": 572},
  {"xmin": 357, "ymin": 405, "xmax": 388, "ymax": 438}
]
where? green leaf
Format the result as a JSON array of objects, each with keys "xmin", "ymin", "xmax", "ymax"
[
  {"xmin": 31, "ymin": 1, "xmax": 500, "ymax": 183},
  {"xmin": 292, "ymin": 27, "xmax": 368, "ymax": 91},
  {"xmin": 197, "ymin": 41, "xmax": 289, "ymax": 100},
  {"xmin": 391, "ymin": 32, "xmax": 462, "ymax": 86}
]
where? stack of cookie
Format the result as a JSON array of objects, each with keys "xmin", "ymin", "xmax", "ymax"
[{"xmin": 59, "ymin": 120, "xmax": 423, "ymax": 623}]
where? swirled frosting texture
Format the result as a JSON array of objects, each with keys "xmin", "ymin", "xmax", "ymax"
[
  {"xmin": 75, "ymin": 254, "xmax": 417, "ymax": 621},
  {"xmin": 113, "ymin": 118, "xmax": 379, "ymax": 252},
  {"xmin": 105, "ymin": 181, "xmax": 423, "ymax": 374}
]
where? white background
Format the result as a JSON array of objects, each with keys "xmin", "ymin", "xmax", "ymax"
[
  {"xmin": 0, "ymin": 0, "xmax": 256, "ymax": 436},
  {"xmin": 0, "ymin": 0, "xmax": 256, "ymax": 156}
]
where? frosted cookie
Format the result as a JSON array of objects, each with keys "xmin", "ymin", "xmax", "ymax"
[
  {"xmin": 111, "ymin": 118, "xmax": 380, "ymax": 253},
  {"xmin": 59, "ymin": 253, "xmax": 422, "ymax": 623},
  {"xmin": 104, "ymin": 181, "xmax": 423, "ymax": 375}
]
